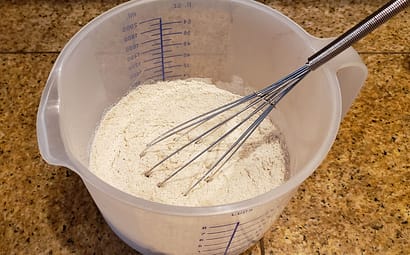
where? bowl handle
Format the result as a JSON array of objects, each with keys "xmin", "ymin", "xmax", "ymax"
[
  {"xmin": 309, "ymin": 36, "xmax": 368, "ymax": 118},
  {"xmin": 36, "ymin": 73, "xmax": 74, "ymax": 169}
]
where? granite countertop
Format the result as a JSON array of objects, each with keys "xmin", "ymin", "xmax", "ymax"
[{"xmin": 0, "ymin": 0, "xmax": 408, "ymax": 254}]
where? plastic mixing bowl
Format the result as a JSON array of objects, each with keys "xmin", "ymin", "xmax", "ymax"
[{"xmin": 37, "ymin": 0, "xmax": 367, "ymax": 254}]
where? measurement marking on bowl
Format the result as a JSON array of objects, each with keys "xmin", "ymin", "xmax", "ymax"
[
  {"xmin": 223, "ymin": 222, "xmax": 240, "ymax": 255},
  {"xmin": 204, "ymin": 241, "xmax": 229, "ymax": 247},
  {"xmin": 197, "ymin": 222, "xmax": 238, "ymax": 254},
  {"xmin": 207, "ymin": 229, "xmax": 237, "ymax": 235},
  {"xmin": 208, "ymin": 222, "xmax": 238, "ymax": 229},
  {"xmin": 123, "ymin": 16, "xmax": 191, "ymax": 85},
  {"xmin": 197, "ymin": 209, "xmax": 275, "ymax": 254}
]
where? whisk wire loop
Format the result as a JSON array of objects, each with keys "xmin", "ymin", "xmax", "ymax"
[
  {"xmin": 183, "ymin": 102, "xmax": 275, "ymax": 195},
  {"xmin": 144, "ymin": 93, "xmax": 258, "ymax": 148},
  {"xmin": 156, "ymin": 96, "xmax": 273, "ymax": 189},
  {"xmin": 143, "ymin": 95, "xmax": 263, "ymax": 177}
]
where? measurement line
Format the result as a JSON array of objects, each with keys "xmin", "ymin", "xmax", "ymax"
[
  {"xmin": 158, "ymin": 18, "xmax": 165, "ymax": 81},
  {"xmin": 142, "ymin": 47, "xmax": 161, "ymax": 54},
  {"xmin": 166, "ymin": 54, "xmax": 184, "ymax": 58},
  {"xmin": 139, "ymin": 17, "xmax": 160, "ymax": 24},
  {"xmin": 164, "ymin": 43, "xmax": 183, "ymax": 47},
  {"xmin": 144, "ymin": 65, "xmax": 162, "ymax": 71},
  {"xmin": 240, "ymin": 214, "xmax": 265, "ymax": 225},
  {"xmin": 141, "ymin": 27, "xmax": 160, "ymax": 34},
  {"xmin": 145, "ymin": 74, "xmax": 163, "ymax": 80},
  {"xmin": 230, "ymin": 236, "xmax": 258, "ymax": 245},
  {"xmin": 166, "ymin": 64, "xmax": 183, "ymax": 68},
  {"xmin": 224, "ymin": 222, "xmax": 240, "ymax": 255},
  {"xmin": 234, "ymin": 226, "xmax": 263, "ymax": 237},
  {"xmin": 231, "ymin": 236, "xmax": 258, "ymax": 249},
  {"xmin": 205, "ymin": 235, "xmax": 232, "ymax": 241},
  {"xmin": 237, "ymin": 224, "xmax": 263, "ymax": 234},
  {"xmin": 229, "ymin": 238, "xmax": 260, "ymax": 254},
  {"xmin": 209, "ymin": 222, "xmax": 238, "ymax": 228},
  {"xmin": 163, "ymin": 32, "xmax": 183, "ymax": 36},
  {"xmin": 162, "ymin": 21, "xmax": 182, "ymax": 25},
  {"xmin": 162, "ymin": 27, "xmax": 173, "ymax": 31},
  {"xmin": 228, "ymin": 243, "xmax": 248, "ymax": 252},
  {"xmin": 152, "ymin": 49, "xmax": 171, "ymax": 56},
  {"xmin": 204, "ymin": 241, "xmax": 229, "ymax": 247},
  {"xmin": 207, "ymin": 229, "xmax": 236, "ymax": 235},
  {"xmin": 144, "ymin": 56, "xmax": 162, "ymax": 62},
  {"xmin": 238, "ymin": 224, "xmax": 263, "ymax": 235},
  {"xmin": 233, "ymin": 229, "xmax": 261, "ymax": 240},
  {"xmin": 239, "ymin": 221, "xmax": 266, "ymax": 232},
  {"xmin": 201, "ymin": 246, "xmax": 226, "ymax": 252},
  {"xmin": 141, "ymin": 38, "xmax": 160, "ymax": 44}
]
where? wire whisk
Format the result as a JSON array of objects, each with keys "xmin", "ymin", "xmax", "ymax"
[{"xmin": 141, "ymin": 0, "xmax": 408, "ymax": 195}]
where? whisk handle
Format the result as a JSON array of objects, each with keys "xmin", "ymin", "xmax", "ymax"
[{"xmin": 307, "ymin": 0, "xmax": 408, "ymax": 70}]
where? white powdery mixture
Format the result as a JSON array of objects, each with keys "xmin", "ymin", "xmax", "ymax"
[{"xmin": 89, "ymin": 79, "xmax": 287, "ymax": 206}]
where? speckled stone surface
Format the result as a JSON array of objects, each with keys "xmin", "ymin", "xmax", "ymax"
[
  {"xmin": 0, "ymin": 0, "xmax": 124, "ymax": 53},
  {"xmin": 0, "ymin": 1, "xmax": 409, "ymax": 254},
  {"xmin": 262, "ymin": 0, "xmax": 409, "ymax": 52}
]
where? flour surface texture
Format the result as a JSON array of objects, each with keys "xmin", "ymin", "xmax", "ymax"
[{"xmin": 89, "ymin": 79, "xmax": 287, "ymax": 206}]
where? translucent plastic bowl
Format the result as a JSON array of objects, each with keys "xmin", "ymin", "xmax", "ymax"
[{"xmin": 37, "ymin": 0, "xmax": 367, "ymax": 254}]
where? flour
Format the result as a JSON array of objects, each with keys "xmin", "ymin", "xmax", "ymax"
[{"xmin": 89, "ymin": 78, "xmax": 288, "ymax": 206}]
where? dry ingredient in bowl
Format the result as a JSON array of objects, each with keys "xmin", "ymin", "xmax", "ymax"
[{"xmin": 89, "ymin": 78, "xmax": 288, "ymax": 206}]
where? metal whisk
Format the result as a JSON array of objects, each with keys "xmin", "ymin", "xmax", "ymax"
[{"xmin": 142, "ymin": 0, "xmax": 408, "ymax": 195}]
